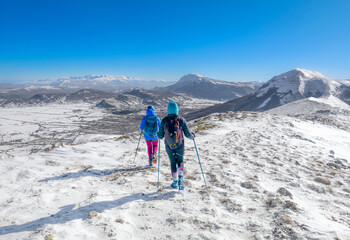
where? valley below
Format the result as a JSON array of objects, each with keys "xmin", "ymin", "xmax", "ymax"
[{"xmin": 0, "ymin": 98, "xmax": 220, "ymax": 159}]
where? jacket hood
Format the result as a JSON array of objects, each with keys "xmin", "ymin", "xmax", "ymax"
[{"xmin": 146, "ymin": 108, "xmax": 155, "ymax": 116}]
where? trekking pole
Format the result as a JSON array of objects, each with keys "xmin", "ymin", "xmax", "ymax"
[
  {"xmin": 133, "ymin": 131, "xmax": 142, "ymax": 164},
  {"xmin": 193, "ymin": 138, "xmax": 207, "ymax": 188},
  {"xmin": 157, "ymin": 140, "xmax": 161, "ymax": 188}
]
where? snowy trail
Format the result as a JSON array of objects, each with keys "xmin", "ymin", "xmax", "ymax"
[{"xmin": 1, "ymin": 112, "xmax": 350, "ymax": 239}]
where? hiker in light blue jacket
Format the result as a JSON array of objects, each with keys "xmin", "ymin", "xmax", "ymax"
[{"xmin": 140, "ymin": 106, "xmax": 161, "ymax": 166}]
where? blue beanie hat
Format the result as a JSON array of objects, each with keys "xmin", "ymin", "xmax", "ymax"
[
  {"xmin": 167, "ymin": 102, "xmax": 178, "ymax": 115},
  {"xmin": 147, "ymin": 105, "xmax": 154, "ymax": 111}
]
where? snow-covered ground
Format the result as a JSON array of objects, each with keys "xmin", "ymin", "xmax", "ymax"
[
  {"xmin": 0, "ymin": 99, "xmax": 221, "ymax": 159},
  {"xmin": 0, "ymin": 104, "xmax": 108, "ymax": 158},
  {"xmin": 1, "ymin": 111, "xmax": 349, "ymax": 239}
]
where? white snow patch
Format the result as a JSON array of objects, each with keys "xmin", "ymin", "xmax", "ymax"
[{"xmin": 258, "ymin": 96, "xmax": 272, "ymax": 109}]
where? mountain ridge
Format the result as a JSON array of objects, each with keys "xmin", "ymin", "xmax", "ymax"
[
  {"xmin": 186, "ymin": 68, "xmax": 350, "ymax": 120},
  {"xmin": 156, "ymin": 73, "xmax": 261, "ymax": 101}
]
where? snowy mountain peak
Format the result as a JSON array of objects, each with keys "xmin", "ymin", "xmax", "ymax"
[
  {"xmin": 56, "ymin": 74, "xmax": 140, "ymax": 83},
  {"xmin": 176, "ymin": 73, "xmax": 235, "ymax": 86},
  {"xmin": 155, "ymin": 73, "xmax": 262, "ymax": 101},
  {"xmin": 272, "ymin": 68, "xmax": 328, "ymax": 82},
  {"xmin": 81, "ymin": 74, "xmax": 114, "ymax": 81},
  {"xmin": 255, "ymin": 68, "xmax": 332, "ymax": 104},
  {"xmin": 177, "ymin": 73, "xmax": 207, "ymax": 83}
]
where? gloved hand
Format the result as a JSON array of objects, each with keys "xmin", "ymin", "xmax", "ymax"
[{"xmin": 191, "ymin": 132, "xmax": 196, "ymax": 139}]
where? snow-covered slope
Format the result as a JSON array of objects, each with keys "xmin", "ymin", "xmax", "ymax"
[
  {"xmin": 268, "ymin": 95, "xmax": 350, "ymax": 116},
  {"xmin": 156, "ymin": 73, "xmax": 261, "ymax": 101},
  {"xmin": 247, "ymin": 68, "xmax": 350, "ymax": 111},
  {"xmin": 0, "ymin": 111, "xmax": 349, "ymax": 239}
]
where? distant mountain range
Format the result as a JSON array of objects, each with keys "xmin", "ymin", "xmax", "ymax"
[
  {"xmin": 3, "ymin": 69, "xmax": 349, "ymax": 121},
  {"xmin": 0, "ymin": 89, "xmax": 116, "ymax": 107},
  {"xmin": 0, "ymin": 74, "xmax": 173, "ymax": 102},
  {"xmin": 22, "ymin": 74, "xmax": 172, "ymax": 91},
  {"xmin": 0, "ymin": 75, "xmax": 173, "ymax": 99},
  {"xmin": 156, "ymin": 73, "xmax": 261, "ymax": 101},
  {"xmin": 0, "ymin": 73, "xmax": 262, "ymax": 103},
  {"xmin": 0, "ymin": 83, "xmax": 24, "ymax": 90},
  {"xmin": 95, "ymin": 88, "xmax": 191, "ymax": 113},
  {"xmin": 186, "ymin": 69, "xmax": 350, "ymax": 120}
]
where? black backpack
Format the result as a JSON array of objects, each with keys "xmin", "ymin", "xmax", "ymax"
[{"xmin": 164, "ymin": 117, "xmax": 183, "ymax": 149}]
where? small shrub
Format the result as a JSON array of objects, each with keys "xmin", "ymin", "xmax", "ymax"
[
  {"xmin": 277, "ymin": 187, "xmax": 293, "ymax": 199},
  {"xmin": 45, "ymin": 235, "xmax": 54, "ymax": 240},
  {"xmin": 116, "ymin": 218, "xmax": 125, "ymax": 224},
  {"xmin": 88, "ymin": 211, "xmax": 98, "ymax": 219},
  {"xmin": 116, "ymin": 135, "xmax": 129, "ymax": 141},
  {"xmin": 265, "ymin": 198, "xmax": 282, "ymax": 208}
]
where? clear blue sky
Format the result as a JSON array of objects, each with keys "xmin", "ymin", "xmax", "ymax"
[{"xmin": 0, "ymin": 0, "xmax": 349, "ymax": 83}]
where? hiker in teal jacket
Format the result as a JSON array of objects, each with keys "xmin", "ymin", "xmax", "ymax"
[{"xmin": 157, "ymin": 102, "xmax": 195, "ymax": 189}]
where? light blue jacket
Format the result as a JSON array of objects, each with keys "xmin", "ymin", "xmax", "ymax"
[{"xmin": 140, "ymin": 109, "xmax": 161, "ymax": 141}]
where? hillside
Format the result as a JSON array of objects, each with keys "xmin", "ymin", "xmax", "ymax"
[
  {"xmin": 0, "ymin": 111, "xmax": 349, "ymax": 239},
  {"xmin": 0, "ymin": 89, "xmax": 116, "ymax": 107},
  {"xmin": 186, "ymin": 69, "xmax": 350, "ymax": 120}
]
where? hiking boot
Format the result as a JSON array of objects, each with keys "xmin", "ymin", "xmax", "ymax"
[
  {"xmin": 170, "ymin": 181, "xmax": 178, "ymax": 189},
  {"xmin": 149, "ymin": 158, "xmax": 153, "ymax": 166},
  {"xmin": 178, "ymin": 176, "xmax": 184, "ymax": 190},
  {"xmin": 152, "ymin": 154, "xmax": 157, "ymax": 164}
]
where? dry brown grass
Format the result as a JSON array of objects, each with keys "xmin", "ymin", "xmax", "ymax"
[
  {"xmin": 88, "ymin": 211, "xmax": 98, "ymax": 219},
  {"xmin": 282, "ymin": 215, "xmax": 292, "ymax": 224},
  {"xmin": 219, "ymin": 197, "xmax": 243, "ymax": 213},
  {"xmin": 265, "ymin": 198, "xmax": 282, "ymax": 208},
  {"xmin": 80, "ymin": 165, "xmax": 93, "ymax": 171},
  {"xmin": 191, "ymin": 117, "xmax": 218, "ymax": 134},
  {"xmin": 45, "ymin": 234, "xmax": 54, "ymax": 240},
  {"xmin": 186, "ymin": 174, "xmax": 197, "ymax": 180},
  {"xmin": 147, "ymin": 167, "xmax": 157, "ymax": 173},
  {"xmin": 110, "ymin": 173, "xmax": 120, "ymax": 181},
  {"xmin": 284, "ymin": 200, "xmax": 298, "ymax": 212},
  {"xmin": 315, "ymin": 177, "xmax": 331, "ymax": 185},
  {"xmin": 70, "ymin": 142, "xmax": 85, "ymax": 146},
  {"xmin": 115, "ymin": 135, "xmax": 130, "ymax": 141},
  {"xmin": 45, "ymin": 147, "xmax": 54, "ymax": 152},
  {"xmin": 147, "ymin": 181, "xmax": 158, "ymax": 186},
  {"xmin": 116, "ymin": 218, "xmax": 125, "ymax": 224}
]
